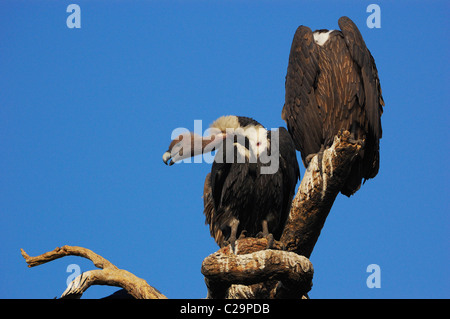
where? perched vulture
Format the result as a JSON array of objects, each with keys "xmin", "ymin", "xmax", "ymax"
[
  {"xmin": 282, "ymin": 16, "xmax": 385, "ymax": 196},
  {"xmin": 163, "ymin": 115, "xmax": 299, "ymax": 248}
]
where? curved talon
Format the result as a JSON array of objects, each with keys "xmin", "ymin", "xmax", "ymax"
[
  {"xmin": 305, "ymin": 145, "xmax": 325, "ymax": 174},
  {"xmin": 266, "ymin": 234, "xmax": 274, "ymax": 249},
  {"xmin": 348, "ymin": 138, "xmax": 365, "ymax": 147},
  {"xmin": 227, "ymin": 237, "xmax": 237, "ymax": 253}
]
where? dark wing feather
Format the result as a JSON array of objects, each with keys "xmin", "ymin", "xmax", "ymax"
[
  {"xmin": 203, "ymin": 173, "xmax": 224, "ymax": 246},
  {"xmin": 338, "ymin": 16, "xmax": 384, "ymax": 139},
  {"xmin": 277, "ymin": 127, "xmax": 300, "ymax": 237},
  {"xmin": 210, "ymin": 161, "xmax": 231, "ymax": 213},
  {"xmin": 282, "ymin": 26, "xmax": 323, "ymax": 166},
  {"xmin": 315, "ymin": 31, "xmax": 366, "ymax": 147}
]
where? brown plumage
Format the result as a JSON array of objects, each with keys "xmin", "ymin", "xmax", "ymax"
[{"xmin": 282, "ymin": 16, "xmax": 384, "ymax": 196}]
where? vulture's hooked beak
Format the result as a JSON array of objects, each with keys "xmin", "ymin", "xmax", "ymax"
[
  {"xmin": 162, "ymin": 151, "xmax": 174, "ymax": 166},
  {"xmin": 162, "ymin": 130, "xmax": 228, "ymax": 167}
]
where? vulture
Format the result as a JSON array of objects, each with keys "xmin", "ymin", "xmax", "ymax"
[
  {"xmin": 163, "ymin": 115, "xmax": 299, "ymax": 248},
  {"xmin": 282, "ymin": 16, "xmax": 385, "ymax": 196}
]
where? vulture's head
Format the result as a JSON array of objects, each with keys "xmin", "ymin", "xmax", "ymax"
[{"xmin": 162, "ymin": 115, "xmax": 269, "ymax": 166}]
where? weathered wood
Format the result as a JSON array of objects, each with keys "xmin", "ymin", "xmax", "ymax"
[
  {"xmin": 281, "ymin": 130, "xmax": 362, "ymax": 257},
  {"xmin": 220, "ymin": 237, "xmax": 284, "ymax": 255},
  {"xmin": 21, "ymin": 245, "xmax": 117, "ymax": 270},
  {"xmin": 201, "ymin": 239, "xmax": 313, "ymax": 299},
  {"xmin": 21, "ymin": 246, "xmax": 166, "ymax": 299}
]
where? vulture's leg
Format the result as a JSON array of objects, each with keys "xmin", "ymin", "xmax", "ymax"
[
  {"xmin": 222, "ymin": 218, "xmax": 239, "ymax": 252},
  {"xmin": 257, "ymin": 220, "xmax": 274, "ymax": 249},
  {"xmin": 261, "ymin": 219, "xmax": 269, "ymax": 237}
]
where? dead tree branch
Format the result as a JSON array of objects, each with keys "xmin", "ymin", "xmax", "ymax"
[
  {"xmin": 281, "ymin": 130, "xmax": 362, "ymax": 257},
  {"xmin": 21, "ymin": 245, "xmax": 166, "ymax": 299}
]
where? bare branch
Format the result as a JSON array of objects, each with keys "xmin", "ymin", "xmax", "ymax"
[
  {"xmin": 21, "ymin": 245, "xmax": 117, "ymax": 270},
  {"xmin": 281, "ymin": 130, "xmax": 362, "ymax": 257},
  {"xmin": 20, "ymin": 245, "xmax": 167, "ymax": 299}
]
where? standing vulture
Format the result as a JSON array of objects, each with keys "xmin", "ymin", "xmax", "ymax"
[
  {"xmin": 163, "ymin": 115, "xmax": 299, "ymax": 248},
  {"xmin": 282, "ymin": 16, "xmax": 385, "ymax": 196}
]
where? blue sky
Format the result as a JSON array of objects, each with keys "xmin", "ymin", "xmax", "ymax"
[{"xmin": 1, "ymin": 1, "xmax": 448, "ymax": 299}]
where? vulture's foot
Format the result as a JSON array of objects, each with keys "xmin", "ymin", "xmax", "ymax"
[
  {"xmin": 347, "ymin": 127, "xmax": 365, "ymax": 147},
  {"xmin": 305, "ymin": 145, "xmax": 326, "ymax": 175},
  {"xmin": 223, "ymin": 236, "xmax": 237, "ymax": 253},
  {"xmin": 222, "ymin": 218, "xmax": 240, "ymax": 253},
  {"xmin": 348, "ymin": 137, "xmax": 365, "ymax": 147},
  {"xmin": 256, "ymin": 220, "xmax": 275, "ymax": 249},
  {"xmin": 256, "ymin": 232, "xmax": 275, "ymax": 249},
  {"xmin": 265, "ymin": 233, "xmax": 274, "ymax": 249}
]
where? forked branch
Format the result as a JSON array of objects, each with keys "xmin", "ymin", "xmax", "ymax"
[{"xmin": 21, "ymin": 245, "xmax": 166, "ymax": 299}]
